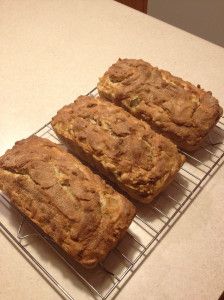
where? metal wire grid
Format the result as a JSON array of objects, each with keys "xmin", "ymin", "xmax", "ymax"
[{"xmin": 0, "ymin": 92, "xmax": 224, "ymax": 299}]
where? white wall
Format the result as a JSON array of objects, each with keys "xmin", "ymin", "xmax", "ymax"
[{"xmin": 148, "ymin": 0, "xmax": 224, "ymax": 47}]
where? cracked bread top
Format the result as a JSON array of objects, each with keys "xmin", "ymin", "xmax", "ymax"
[
  {"xmin": 97, "ymin": 58, "xmax": 223, "ymax": 151},
  {"xmin": 0, "ymin": 136, "xmax": 136, "ymax": 267},
  {"xmin": 52, "ymin": 96, "xmax": 185, "ymax": 203}
]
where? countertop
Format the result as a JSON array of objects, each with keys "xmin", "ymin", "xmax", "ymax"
[{"xmin": 0, "ymin": 1, "xmax": 223, "ymax": 299}]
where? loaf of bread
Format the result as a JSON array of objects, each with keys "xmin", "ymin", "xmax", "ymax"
[
  {"xmin": 97, "ymin": 58, "xmax": 223, "ymax": 151},
  {"xmin": 52, "ymin": 96, "xmax": 185, "ymax": 203},
  {"xmin": 0, "ymin": 136, "xmax": 136, "ymax": 267}
]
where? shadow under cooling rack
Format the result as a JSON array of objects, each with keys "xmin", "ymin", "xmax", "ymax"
[{"xmin": 0, "ymin": 89, "xmax": 224, "ymax": 300}]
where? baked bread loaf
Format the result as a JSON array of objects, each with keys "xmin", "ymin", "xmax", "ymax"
[
  {"xmin": 52, "ymin": 96, "xmax": 185, "ymax": 203},
  {"xmin": 97, "ymin": 58, "xmax": 223, "ymax": 151},
  {"xmin": 0, "ymin": 136, "xmax": 136, "ymax": 267}
]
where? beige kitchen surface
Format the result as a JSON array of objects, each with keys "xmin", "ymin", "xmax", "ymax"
[{"xmin": 0, "ymin": 1, "xmax": 224, "ymax": 300}]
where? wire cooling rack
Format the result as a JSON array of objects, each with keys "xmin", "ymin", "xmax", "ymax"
[{"xmin": 0, "ymin": 89, "xmax": 224, "ymax": 300}]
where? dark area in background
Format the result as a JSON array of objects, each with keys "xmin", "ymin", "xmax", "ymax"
[
  {"xmin": 149, "ymin": 0, "xmax": 224, "ymax": 48},
  {"xmin": 115, "ymin": 0, "xmax": 148, "ymax": 13}
]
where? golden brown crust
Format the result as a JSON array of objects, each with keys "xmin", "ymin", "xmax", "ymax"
[
  {"xmin": 51, "ymin": 96, "xmax": 185, "ymax": 203},
  {"xmin": 0, "ymin": 136, "xmax": 136, "ymax": 267},
  {"xmin": 97, "ymin": 58, "xmax": 223, "ymax": 151}
]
